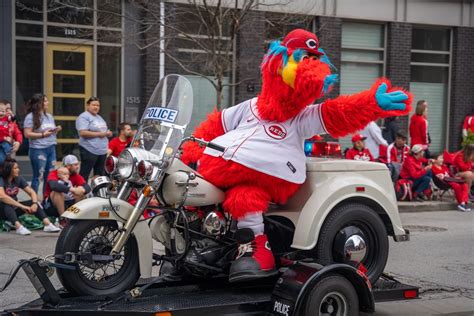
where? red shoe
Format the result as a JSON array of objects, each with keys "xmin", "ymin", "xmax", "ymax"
[{"xmin": 229, "ymin": 228, "xmax": 277, "ymax": 283}]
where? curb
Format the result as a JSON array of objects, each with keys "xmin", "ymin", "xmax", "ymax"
[{"xmin": 398, "ymin": 201, "xmax": 457, "ymax": 213}]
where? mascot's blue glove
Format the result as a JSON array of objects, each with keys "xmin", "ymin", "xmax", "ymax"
[{"xmin": 375, "ymin": 83, "xmax": 408, "ymax": 111}]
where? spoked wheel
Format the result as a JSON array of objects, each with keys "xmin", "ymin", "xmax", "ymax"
[
  {"xmin": 304, "ymin": 274, "xmax": 359, "ymax": 316},
  {"xmin": 55, "ymin": 220, "xmax": 139, "ymax": 296},
  {"xmin": 314, "ymin": 203, "xmax": 389, "ymax": 284}
]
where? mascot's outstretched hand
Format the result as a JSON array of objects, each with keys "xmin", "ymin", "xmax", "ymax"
[{"xmin": 181, "ymin": 29, "xmax": 412, "ymax": 283}]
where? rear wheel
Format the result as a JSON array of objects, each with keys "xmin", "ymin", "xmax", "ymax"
[
  {"xmin": 314, "ymin": 203, "xmax": 389, "ymax": 284},
  {"xmin": 304, "ymin": 274, "xmax": 359, "ymax": 316},
  {"xmin": 55, "ymin": 220, "xmax": 140, "ymax": 296}
]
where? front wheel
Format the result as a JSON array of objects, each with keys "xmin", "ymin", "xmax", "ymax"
[
  {"xmin": 314, "ymin": 203, "xmax": 389, "ymax": 284},
  {"xmin": 304, "ymin": 274, "xmax": 359, "ymax": 316},
  {"xmin": 55, "ymin": 220, "xmax": 140, "ymax": 296}
]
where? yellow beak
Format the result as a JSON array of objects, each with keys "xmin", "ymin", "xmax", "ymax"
[{"xmin": 279, "ymin": 55, "xmax": 298, "ymax": 89}]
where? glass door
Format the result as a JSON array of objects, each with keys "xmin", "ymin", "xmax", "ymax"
[{"xmin": 46, "ymin": 43, "xmax": 92, "ymax": 157}]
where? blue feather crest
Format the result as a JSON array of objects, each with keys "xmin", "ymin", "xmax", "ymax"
[
  {"xmin": 323, "ymin": 74, "xmax": 339, "ymax": 94},
  {"xmin": 318, "ymin": 48, "xmax": 337, "ymax": 71},
  {"xmin": 263, "ymin": 41, "xmax": 289, "ymax": 66}
]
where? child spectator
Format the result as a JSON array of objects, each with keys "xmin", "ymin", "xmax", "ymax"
[
  {"xmin": 400, "ymin": 144, "xmax": 432, "ymax": 201},
  {"xmin": 345, "ymin": 134, "xmax": 374, "ymax": 161},
  {"xmin": 107, "ymin": 122, "xmax": 133, "ymax": 157},
  {"xmin": 56, "ymin": 167, "xmax": 75, "ymax": 202},
  {"xmin": 432, "ymin": 153, "xmax": 470, "ymax": 212},
  {"xmin": 453, "ymin": 143, "xmax": 474, "ymax": 197},
  {"xmin": 384, "ymin": 131, "xmax": 410, "ymax": 181}
]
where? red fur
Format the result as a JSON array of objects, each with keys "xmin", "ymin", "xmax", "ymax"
[
  {"xmin": 321, "ymin": 78, "xmax": 412, "ymax": 138},
  {"xmin": 257, "ymin": 57, "xmax": 330, "ymax": 122},
  {"xmin": 181, "ymin": 109, "xmax": 224, "ymax": 165},
  {"xmin": 198, "ymin": 154, "xmax": 299, "ymax": 218}
]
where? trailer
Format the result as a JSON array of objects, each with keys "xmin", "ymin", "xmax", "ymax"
[{"xmin": 1, "ymin": 258, "xmax": 419, "ymax": 316}]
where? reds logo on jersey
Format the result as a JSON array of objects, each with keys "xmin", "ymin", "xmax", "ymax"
[{"xmin": 265, "ymin": 124, "xmax": 287, "ymax": 140}]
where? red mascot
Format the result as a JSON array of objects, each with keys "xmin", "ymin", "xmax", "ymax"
[{"xmin": 181, "ymin": 29, "xmax": 412, "ymax": 282}]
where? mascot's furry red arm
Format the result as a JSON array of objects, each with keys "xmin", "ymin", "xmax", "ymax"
[{"xmin": 181, "ymin": 29, "xmax": 412, "ymax": 283}]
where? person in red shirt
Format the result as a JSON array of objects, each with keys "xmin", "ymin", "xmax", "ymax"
[
  {"xmin": 462, "ymin": 111, "xmax": 474, "ymax": 138},
  {"xmin": 345, "ymin": 134, "xmax": 374, "ymax": 161},
  {"xmin": 453, "ymin": 143, "xmax": 474, "ymax": 196},
  {"xmin": 409, "ymin": 100, "xmax": 430, "ymax": 157},
  {"xmin": 432, "ymin": 153, "xmax": 470, "ymax": 211},
  {"xmin": 42, "ymin": 155, "xmax": 91, "ymax": 217},
  {"xmin": 0, "ymin": 100, "xmax": 22, "ymax": 157},
  {"xmin": 400, "ymin": 144, "xmax": 432, "ymax": 201},
  {"xmin": 107, "ymin": 122, "xmax": 133, "ymax": 157}
]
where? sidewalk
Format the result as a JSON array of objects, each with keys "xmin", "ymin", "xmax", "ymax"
[{"xmin": 398, "ymin": 200, "xmax": 458, "ymax": 213}]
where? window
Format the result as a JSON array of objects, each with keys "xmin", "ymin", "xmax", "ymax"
[
  {"xmin": 410, "ymin": 28, "xmax": 451, "ymax": 152},
  {"xmin": 339, "ymin": 22, "xmax": 385, "ymax": 152}
]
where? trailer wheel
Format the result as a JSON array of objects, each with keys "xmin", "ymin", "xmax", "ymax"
[
  {"xmin": 304, "ymin": 274, "xmax": 359, "ymax": 316},
  {"xmin": 314, "ymin": 203, "xmax": 389, "ymax": 284},
  {"xmin": 55, "ymin": 220, "xmax": 140, "ymax": 296}
]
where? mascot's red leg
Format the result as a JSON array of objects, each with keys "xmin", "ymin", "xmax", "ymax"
[{"xmin": 224, "ymin": 185, "xmax": 277, "ymax": 282}]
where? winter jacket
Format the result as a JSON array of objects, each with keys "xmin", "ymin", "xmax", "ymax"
[{"xmin": 453, "ymin": 151, "xmax": 473, "ymax": 172}]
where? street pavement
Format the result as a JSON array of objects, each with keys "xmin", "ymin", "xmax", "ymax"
[{"xmin": 0, "ymin": 210, "xmax": 473, "ymax": 315}]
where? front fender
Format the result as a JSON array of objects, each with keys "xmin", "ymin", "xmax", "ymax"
[
  {"xmin": 63, "ymin": 197, "xmax": 153, "ymax": 278},
  {"xmin": 291, "ymin": 170, "xmax": 406, "ymax": 250}
]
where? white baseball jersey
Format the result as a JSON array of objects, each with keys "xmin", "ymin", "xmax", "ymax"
[{"xmin": 203, "ymin": 98, "xmax": 327, "ymax": 184}]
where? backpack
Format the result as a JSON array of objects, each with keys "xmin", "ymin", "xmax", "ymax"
[
  {"xmin": 18, "ymin": 214, "xmax": 44, "ymax": 230},
  {"xmin": 395, "ymin": 179, "xmax": 413, "ymax": 201}
]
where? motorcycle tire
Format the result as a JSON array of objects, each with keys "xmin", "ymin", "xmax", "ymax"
[
  {"xmin": 55, "ymin": 220, "xmax": 140, "ymax": 296},
  {"xmin": 313, "ymin": 203, "xmax": 389, "ymax": 284},
  {"xmin": 304, "ymin": 274, "xmax": 359, "ymax": 316}
]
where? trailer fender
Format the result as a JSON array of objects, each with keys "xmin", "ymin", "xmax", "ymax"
[
  {"xmin": 271, "ymin": 262, "xmax": 374, "ymax": 316},
  {"xmin": 62, "ymin": 197, "xmax": 153, "ymax": 278}
]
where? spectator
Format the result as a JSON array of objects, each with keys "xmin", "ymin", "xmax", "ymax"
[
  {"xmin": 345, "ymin": 134, "xmax": 374, "ymax": 161},
  {"xmin": 462, "ymin": 110, "xmax": 474, "ymax": 138},
  {"xmin": 385, "ymin": 131, "xmax": 410, "ymax": 181},
  {"xmin": 382, "ymin": 116, "xmax": 399, "ymax": 144},
  {"xmin": 43, "ymin": 155, "xmax": 90, "ymax": 218},
  {"xmin": 0, "ymin": 101, "xmax": 14, "ymax": 165},
  {"xmin": 453, "ymin": 143, "xmax": 474, "ymax": 196},
  {"xmin": 23, "ymin": 94, "xmax": 62, "ymax": 193},
  {"xmin": 76, "ymin": 97, "xmax": 112, "ymax": 182},
  {"xmin": 361, "ymin": 121, "xmax": 387, "ymax": 159},
  {"xmin": 108, "ymin": 122, "xmax": 133, "ymax": 157},
  {"xmin": 0, "ymin": 158, "xmax": 59, "ymax": 235},
  {"xmin": 409, "ymin": 100, "xmax": 430, "ymax": 157},
  {"xmin": 432, "ymin": 153, "xmax": 470, "ymax": 212},
  {"xmin": 1, "ymin": 100, "xmax": 23, "ymax": 158},
  {"xmin": 400, "ymin": 144, "xmax": 432, "ymax": 201}
]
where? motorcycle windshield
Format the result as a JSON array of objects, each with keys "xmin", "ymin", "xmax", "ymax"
[{"xmin": 132, "ymin": 75, "xmax": 193, "ymax": 176}]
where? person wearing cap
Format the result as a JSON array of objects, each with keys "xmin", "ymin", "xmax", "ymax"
[
  {"xmin": 345, "ymin": 134, "xmax": 374, "ymax": 161},
  {"xmin": 42, "ymin": 155, "xmax": 91, "ymax": 217},
  {"xmin": 384, "ymin": 131, "xmax": 410, "ymax": 181},
  {"xmin": 400, "ymin": 144, "xmax": 432, "ymax": 201},
  {"xmin": 361, "ymin": 121, "xmax": 388, "ymax": 159}
]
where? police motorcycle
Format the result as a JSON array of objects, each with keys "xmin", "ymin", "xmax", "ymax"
[{"xmin": 54, "ymin": 75, "xmax": 408, "ymax": 314}]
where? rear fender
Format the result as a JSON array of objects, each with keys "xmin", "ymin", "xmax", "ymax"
[
  {"xmin": 62, "ymin": 197, "xmax": 153, "ymax": 278},
  {"xmin": 290, "ymin": 171, "xmax": 406, "ymax": 250},
  {"xmin": 271, "ymin": 263, "xmax": 374, "ymax": 316}
]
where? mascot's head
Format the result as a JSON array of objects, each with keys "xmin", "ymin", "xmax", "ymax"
[{"xmin": 258, "ymin": 29, "xmax": 338, "ymax": 122}]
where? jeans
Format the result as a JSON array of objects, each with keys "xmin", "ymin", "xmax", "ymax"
[
  {"xmin": 412, "ymin": 170, "xmax": 432, "ymax": 194},
  {"xmin": 0, "ymin": 141, "xmax": 12, "ymax": 165},
  {"xmin": 29, "ymin": 145, "xmax": 56, "ymax": 194},
  {"xmin": 79, "ymin": 146, "xmax": 106, "ymax": 182}
]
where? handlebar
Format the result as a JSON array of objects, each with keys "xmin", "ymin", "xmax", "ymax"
[{"xmin": 180, "ymin": 136, "xmax": 225, "ymax": 153}]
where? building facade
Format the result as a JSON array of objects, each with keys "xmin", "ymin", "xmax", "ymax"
[{"xmin": 1, "ymin": 0, "xmax": 473, "ymax": 158}]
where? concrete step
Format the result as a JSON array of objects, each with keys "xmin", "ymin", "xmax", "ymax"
[{"xmin": 398, "ymin": 200, "xmax": 458, "ymax": 213}]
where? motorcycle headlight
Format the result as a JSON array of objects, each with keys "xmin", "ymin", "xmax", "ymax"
[{"xmin": 117, "ymin": 149, "xmax": 135, "ymax": 179}]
